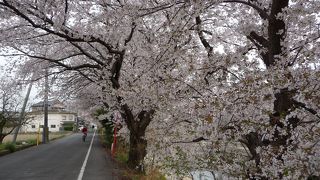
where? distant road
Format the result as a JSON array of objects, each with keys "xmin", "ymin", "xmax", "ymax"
[{"xmin": 0, "ymin": 132, "xmax": 121, "ymax": 180}]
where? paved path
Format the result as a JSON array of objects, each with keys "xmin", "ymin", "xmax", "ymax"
[{"xmin": 0, "ymin": 131, "xmax": 122, "ymax": 180}]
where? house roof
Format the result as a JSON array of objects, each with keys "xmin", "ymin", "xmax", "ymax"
[
  {"xmin": 31, "ymin": 100, "xmax": 64, "ymax": 108},
  {"xmin": 30, "ymin": 100, "xmax": 77, "ymax": 115},
  {"xmin": 27, "ymin": 111, "xmax": 77, "ymax": 115}
]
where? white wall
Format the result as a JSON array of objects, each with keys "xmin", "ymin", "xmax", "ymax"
[{"xmin": 22, "ymin": 113, "xmax": 76, "ymax": 132}]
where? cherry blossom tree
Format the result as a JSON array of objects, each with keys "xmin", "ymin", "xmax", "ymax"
[
  {"xmin": 0, "ymin": 0, "xmax": 319, "ymax": 178},
  {"xmin": 0, "ymin": 0, "xmax": 197, "ymax": 171},
  {"xmin": 145, "ymin": 0, "xmax": 320, "ymax": 179},
  {"xmin": 0, "ymin": 75, "xmax": 23, "ymax": 143}
]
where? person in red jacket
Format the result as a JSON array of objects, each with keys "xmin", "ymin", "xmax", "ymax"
[
  {"xmin": 81, "ymin": 126, "xmax": 88, "ymax": 142},
  {"xmin": 82, "ymin": 126, "xmax": 88, "ymax": 134}
]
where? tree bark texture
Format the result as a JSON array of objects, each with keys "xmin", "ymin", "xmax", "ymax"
[
  {"xmin": 0, "ymin": 118, "xmax": 6, "ymax": 144},
  {"xmin": 122, "ymin": 104, "xmax": 155, "ymax": 172},
  {"xmin": 0, "ymin": 134, "xmax": 5, "ymax": 144},
  {"xmin": 128, "ymin": 131, "xmax": 148, "ymax": 171},
  {"xmin": 240, "ymin": 0, "xmax": 296, "ymax": 178}
]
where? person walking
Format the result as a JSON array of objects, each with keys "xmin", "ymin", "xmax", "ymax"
[{"xmin": 81, "ymin": 126, "xmax": 88, "ymax": 142}]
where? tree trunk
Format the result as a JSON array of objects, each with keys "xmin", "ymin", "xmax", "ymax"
[
  {"xmin": 240, "ymin": 0, "xmax": 290, "ymax": 178},
  {"xmin": 128, "ymin": 131, "xmax": 148, "ymax": 171},
  {"xmin": 0, "ymin": 134, "xmax": 5, "ymax": 144},
  {"xmin": 121, "ymin": 104, "xmax": 154, "ymax": 172},
  {"xmin": 0, "ymin": 120, "xmax": 5, "ymax": 144}
]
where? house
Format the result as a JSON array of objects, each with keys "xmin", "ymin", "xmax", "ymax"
[{"xmin": 21, "ymin": 100, "xmax": 77, "ymax": 132}]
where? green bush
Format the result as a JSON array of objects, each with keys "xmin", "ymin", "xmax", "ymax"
[
  {"xmin": 26, "ymin": 139, "xmax": 37, "ymax": 145},
  {"xmin": 63, "ymin": 126, "xmax": 73, "ymax": 131},
  {"xmin": 0, "ymin": 143, "xmax": 5, "ymax": 151},
  {"xmin": 94, "ymin": 108, "xmax": 114, "ymax": 148},
  {"xmin": 15, "ymin": 141, "xmax": 22, "ymax": 145},
  {"xmin": 115, "ymin": 150, "xmax": 129, "ymax": 164},
  {"xmin": 115, "ymin": 138, "xmax": 129, "ymax": 164},
  {"xmin": 4, "ymin": 143, "xmax": 16, "ymax": 152},
  {"xmin": 104, "ymin": 123, "xmax": 114, "ymax": 148}
]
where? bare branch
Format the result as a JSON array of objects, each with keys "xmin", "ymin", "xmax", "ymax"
[
  {"xmin": 172, "ymin": 137, "xmax": 209, "ymax": 144},
  {"xmin": 287, "ymin": 46, "xmax": 303, "ymax": 67},
  {"xmin": 69, "ymin": 42, "xmax": 105, "ymax": 66},
  {"xmin": 14, "ymin": 48, "xmax": 100, "ymax": 70},
  {"xmin": 293, "ymin": 100, "xmax": 320, "ymax": 120},
  {"xmin": 172, "ymin": 77, "xmax": 204, "ymax": 97},
  {"xmin": 138, "ymin": 1, "xmax": 186, "ymax": 17}
]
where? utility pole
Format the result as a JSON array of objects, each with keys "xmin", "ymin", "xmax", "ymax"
[
  {"xmin": 12, "ymin": 80, "xmax": 33, "ymax": 144},
  {"xmin": 42, "ymin": 68, "xmax": 49, "ymax": 143}
]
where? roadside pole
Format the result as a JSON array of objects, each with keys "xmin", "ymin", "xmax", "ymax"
[
  {"xmin": 12, "ymin": 80, "xmax": 33, "ymax": 144},
  {"xmin": 37, "ymin": 123, "xmax": 40, "ymax": 146},
  {"xmin": 42, "ymin": 68, "xmax": 49, "ymax": 144}
]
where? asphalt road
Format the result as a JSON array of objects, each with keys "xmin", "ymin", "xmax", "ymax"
[{"xmin": 0, "ymin": 131, "xmax": 122, "ymax": 180}]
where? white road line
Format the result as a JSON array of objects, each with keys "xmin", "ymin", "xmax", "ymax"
[{"xmin": 77, "ymin": 130, "xmax": 96, "ymax": 180}]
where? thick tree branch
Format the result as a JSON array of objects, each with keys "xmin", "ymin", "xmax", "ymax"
[
  {"xmin": 293, "ymin": 100, "xmax": 320, "ymax": 120},
  {"xmin": 248, "ymin": 31, "xmax": 268, "ymax": 48},
  {"xmin": 121, "ymin": 104, "xmax": 134, "ymax": 131},
  {"xmin": 196, "ymin": 16, "xmax": 213, "ymax": 55},
  {"xmin": 1, "ymin": 1, "xmax": 123, "ymax": 55},
  {"xmin": 69, "ymin": 42, "xmax": 105, "ymax": 66},
  {"xmin": 87, "ymin": 42, "xmax": 107, "ymax": 61},
  {"xmin": 267, "ymin": 0, "xmax": 289, "ymax": 67},
  {"xmin": 138, "ymin": 109, "xmax": 155, "ymax": 134},
  {"xmin": 110, "ymin": 53, "xmax": 125, "ymax": 89},
  {"xmin": 222, "ymin": 0, "xmax": 269, "ymax": 20},
  {"xmin": 63, "ymin": 0, "xmax": 68, "ymax": 25},
  {"xmin": 15, "ymin": 48, "xmax": 100, "ymax": 70},
  {"xmin": 124, "ymin": 22, "xmax": 136, "ymax": 46}
]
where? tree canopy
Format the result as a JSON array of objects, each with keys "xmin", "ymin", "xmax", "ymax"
[{"xmin": 0, "ymin": 0, "xmax": 319, "ymax": 179}]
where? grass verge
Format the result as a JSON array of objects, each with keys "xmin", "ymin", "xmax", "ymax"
[
  {"xmin": 0, "ymin": 131, "xmax": 73, "ymax": 156},
  {"xmin": 98, "ymin": 128, "xmax": 166, "ymax": 180}
]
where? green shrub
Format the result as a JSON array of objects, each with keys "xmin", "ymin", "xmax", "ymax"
[
  {"xmin": 15, "ymin": 141, "xmax": 22, "ymax": 145},
  {"xmin": 26, "ymin": 139, "xmax": 37, "ymax": 145},
  {"xmin": 0, "ymin": 143, "xmax": 5, "ymax": 151},
  {"xmin": 64, "ymin": 126, "xmax": 73, "ymax": 131},
  {"xmin": 115, "ymin": 150, "xmax": 129, "ymax": 164},
  {"xmin": 104, "ymin": 124, "xmax": 114, "ymax": 148},
  {"xmin": 123, "ymin": 169, "xmax": 167, "ymax": 180},
  {"xmin": 93, "ymin": 108, "xmax": 114, "ymax": 148},
  {"xmin": 4, "ymin": 143, "xmax": 16, "ymax": 152},
  {"xmin": 114, "ymin": 138, "xmax": 129, "ymax": 164}
]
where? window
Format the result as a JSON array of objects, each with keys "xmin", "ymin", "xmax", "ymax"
[
  {"xmin": 62, "ymin": 115, "xmax": 67, "ymax": 120},
  {"xmin": 51, "ymin": 125, "xmax": 56, "ymax": 128},
  {"xmin": 31, "ymin": 125, "xmax": 36, "ymax": 128},
  {"xmin": 40, "ymin": 125, "xmax": 44, "ymax": 128}
]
